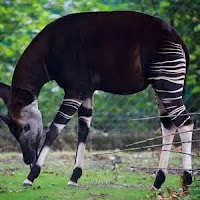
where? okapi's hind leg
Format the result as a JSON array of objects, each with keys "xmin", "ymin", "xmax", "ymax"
[
  {"xmin": 149, "ymin": 41, "xmax": 194, "ymax": 189},
  {"xmin": 153, "ymin": 96, "xmax": 193, "ymax": 189},
  {"xmin": 153, "ymin": 96, "xmax": 177, "ymax": 189},
  {"xmin": 23, "ymin": 96, "xmax": 83, "ymax": 186},
  {"xmin": 68, "ymin": 96, "xmax": 93, "ymax": 186}
]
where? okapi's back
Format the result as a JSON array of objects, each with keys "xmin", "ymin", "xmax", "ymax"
[{"xmin": 46, "ymin": 11, "xmax": 186, "ymax": 94}]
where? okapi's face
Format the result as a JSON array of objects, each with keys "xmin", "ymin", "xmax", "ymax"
[{"xmin": 0, "ymin": 83, "xmax": 43, "ymax": 165}]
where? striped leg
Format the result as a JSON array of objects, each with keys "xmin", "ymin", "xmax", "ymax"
[
  {"xmin": 68, "ymin": 96, "xmax": 93, "ymax": 186},
  {"xmin": 23, "ymin": 97, "xmax": 82, "ymax": 186},
  {"xmin": 149, "ymin": 41, "xmax": 193, "ymax": 189}
]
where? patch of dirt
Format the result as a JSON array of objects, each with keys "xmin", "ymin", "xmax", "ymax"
[
  {"xmin": 78, "ymin": 181, "xmax": 150, "ymax": 190},
  {"xmin": 88, "ymin": 192, "xmax": 114, "ymax": 199}
]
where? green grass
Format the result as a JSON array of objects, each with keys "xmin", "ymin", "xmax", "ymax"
[{"xmin": 0, "ymin": 152, "xmax": 199, "ymax": 200}]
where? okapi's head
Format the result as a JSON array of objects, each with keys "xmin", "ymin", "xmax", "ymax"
[{"xmin": 0, "ymin": 83, "xmax": 43, "ymax": 165}]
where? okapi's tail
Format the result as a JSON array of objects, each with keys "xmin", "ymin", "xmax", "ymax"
[
  {"xmin": 172, "ymin": 28, "xmax": 190, "ymax": 70},
  {"xmin": 179, "ymin": 40, "xmax": 190, "ymax": 96},
  {"xmin": 182, "ymin": 42, "xmax": 190, "ymax": 71},
  {"xmin": 173, "ymin": 28, "xmax": 190, "ymax": 93}
]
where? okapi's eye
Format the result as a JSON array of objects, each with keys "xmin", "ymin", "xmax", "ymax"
[{"xmin": 24, "ymin": 124, "xmax": 31, "ymax": 132}]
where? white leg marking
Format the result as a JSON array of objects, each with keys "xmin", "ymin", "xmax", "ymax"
[
  {"xmin": 58, "ymin": 111, "xmax": 72, "ymax": 119},
  {"xmin": 36, "ymin": 146, "xmax": 50, "ymax": 167},
  {"xmin": 67, "ymin": 180, "xmax": 78, "ymax": 187},
  {"xmin": 178, "ymin": 123, "xmax": 193, "ymax": 171},
  {"xmin": 82, "ymin": 98, "xmax": 93, "ymax": 109},
  {"xmin": 63, "ymin": 99, "xmax": 82, "ymax": 106},
  {"xmin": 53, "ymin": 122, "xmax": 66, "ymax": 133},
  {"xmin": 74, "ymin": 142, "xmax": 86, "ymax": 169},
  {"xmin": 159, "ymin": 124, "xmax": 176, "ymax": 174},
  {"xmin": 23, "ymin": 179, "xmax": 33, "ymax": 186},
  {"xmin": 78, "ymin": 116, "xmax": 92, "ymax": 128}
]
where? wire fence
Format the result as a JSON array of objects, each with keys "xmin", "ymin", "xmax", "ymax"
[
  {"xmin": 93, "ymin": 139, "xmax": 200, "ymax": 156},
  {"xmin": 92, "ymin": 111, "xmax": 200, "ymax": 178}
]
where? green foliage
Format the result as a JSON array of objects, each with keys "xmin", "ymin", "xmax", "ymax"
[
  {"xmin": 93, "ymin": 89, "xmax": 158, "ymax": 132},
  {"xmin": 0, "ymin": 0, "xmax": 52, "ymax": 83}
]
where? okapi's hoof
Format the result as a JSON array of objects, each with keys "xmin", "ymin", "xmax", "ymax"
[
  {"xmin": 23, "ymin": 179, "xmax": 33, "ymax": 187},
  {"xmin": 150, "ymin": 185, "xmax": 162, "ymax": 191},
  {"xmin": 153, "ymin": 170, "xmax": 166, "ymax": 190},
  {"xmin": 183, "ymin": 171, "xmax": 192, "ymax": 186},
  {"xmin": 67, "ymin": 180, "xmax": 78, "ymax": 187}
]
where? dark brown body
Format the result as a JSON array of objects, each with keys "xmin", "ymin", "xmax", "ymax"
[{"xmin": 12, "ymin": 11, "xmax": 188, "ymax": 101}]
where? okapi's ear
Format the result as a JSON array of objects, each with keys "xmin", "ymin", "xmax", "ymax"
[
  {"xmin": 0, "ymin": 114, "xmax": 10, "ymax": 126},
  {"xmin": 0, "ymin": 83, "xmax": 10, "ymax": 106},
  {"xmin": 14, "ymin": 88, "xmax": 35, "ymax": 106},
  {"xmin": 0, "ymin": 83, "xmax": 11, "ymax": 126}
]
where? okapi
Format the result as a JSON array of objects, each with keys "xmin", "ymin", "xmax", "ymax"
[{"xmin": 0, "ymin": 11, "xmax": 193, "ymax": 189}]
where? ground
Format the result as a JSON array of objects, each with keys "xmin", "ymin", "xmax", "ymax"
[{"xmin": 0, "ymin": 150, "xmax": 199, "ymax": 200}]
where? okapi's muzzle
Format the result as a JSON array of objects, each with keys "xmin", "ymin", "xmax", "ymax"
[
  {"xmin": 6, "ymin": 116, "xmax": 42, "ymax": 165},
  {"xmin": 19, "ymin": 140, "xmax": 39, "ymax": 165}
]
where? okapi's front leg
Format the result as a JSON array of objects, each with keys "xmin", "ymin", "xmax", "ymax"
[
  {"xmin": 68, "ymin": 96, "xmax": 93, "ymax": 186},
  {"xmin": 23, "ymin": 97, "xmax": 83, "ymax": 186}
]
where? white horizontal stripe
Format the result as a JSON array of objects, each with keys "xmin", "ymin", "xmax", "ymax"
[
  {"xmin": 179, "ymin": 116, "xmax": 191, "ymax": 127},
  {"xmin": 163, "ymin": 98, "xmax": 181, "ymax": 104},
  {"xmin": 157, "ymin": 51, "xmax": 183, "ymax": 55},
  {"xmin": 168, "ymin": 105, "xmax": 185, "ymax": 116},
  {"xmin": 63, "ymin": 99, "xmax": 82, "ymax": 106},
  {"xmin": 151, "ymin": 58, "xmax": 185, "ymax": 65},
  {"xmin": 58, "ymin": 111, "xmax": 72, "ymax": 119},
  {"xmin": 148, "ymin": 77, "xmax": 184, "ymax": 84},
  {"xmin": 166, "ymin": 106, "xmax": 176, "ymax": 109},
  {"xmin": 164, "ymin": 41, "xmax": 181, "ymax": 47},
  {"xmin": 150, "ymin": 63, "xmax": 185, "ymax": 69},
  {"xmin": 151, "ymin": 69, "xmax": 186, "ymax": 74},
  {"xmin": 162, "ymin": 96, "xmax": 182, "ymax": 101},
  {"xmin": 171, "ymin": 110, "xmax": 185, "ymax": 120},
  {"xmin": 149, "ymin": 75, "xmax": 185, "ymax": 80},
  {"xmin": 159, "ymin": 48, "xmax": 182, "ymax": 52},
  {"xmin": 169, "ymin": 108, "xmax": 184, "ymax": 117},
  {"xmin": 155, "ymin": 88, "xmax": 183, "ymax": 93},
  {"xmin": 63, "ymin": 103, "xmax": 79, "ymax": 110},
  {"xmin": 79, "ymin": 116, "xmax": 92, "ymax": 127}
]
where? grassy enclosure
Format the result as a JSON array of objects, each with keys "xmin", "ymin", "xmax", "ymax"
[{"xmin": 0, "ymin": 151, "xmax": 199, "ymax": 200}]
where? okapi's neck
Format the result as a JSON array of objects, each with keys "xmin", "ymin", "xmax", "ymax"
[
  {"xmin": 10, "ymin": 58, "xmax": 49, "ymax": 119},
  {"xmin": 12, "ymin": 58, "xmax": 49, "ymax": 99},
  {"xmin": 12, "ymin": 28, "xmax": 50, "ymax": 101},
  {"xmin": 9, "ymin": 27, "xmax": 51, "ymax": 119}
]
